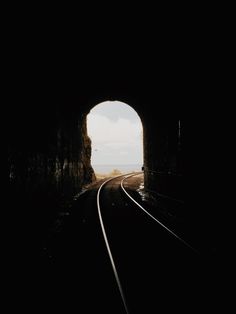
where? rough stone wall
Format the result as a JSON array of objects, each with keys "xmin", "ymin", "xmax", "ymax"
[
  {"xmin": 9, "ymin": 115, "xmax": 94, "ymax": 197},
  {"xmin": 7, "ymin": 106, "xmax": 95, "ymax": 240},
  {"xmin": 143, "ymin": 115, "xmax": 183, "ymax": 201},
  {"xmin": 81, "ymin": 114, "xmax": 96, "ymax": 185}
]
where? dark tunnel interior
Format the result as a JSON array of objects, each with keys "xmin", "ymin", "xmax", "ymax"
[
  {"xmin": 4, "ymin": 13, "xmax": 231, "ymax": 312},
  {"xmin": 7, "ymin": 68, "xmax": 221, "ymax": 255},
  {"xmin": 6, "ymin": 50, "xmax": 228, "ymax": 312}
]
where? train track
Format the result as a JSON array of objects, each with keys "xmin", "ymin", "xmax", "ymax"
[{"xmin": 97, "ymin": 173, "xmax": 196, "ymax": 314}]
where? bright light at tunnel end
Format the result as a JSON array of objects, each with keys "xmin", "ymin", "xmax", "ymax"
[{"xmin": 87, "ymin": 101, "xmax": 143, "ymax": 172}]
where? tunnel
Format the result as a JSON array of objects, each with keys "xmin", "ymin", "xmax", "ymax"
[
  {"xmin": 7, "ymin": 80, "xmax": 185, "ymax": 252},
  {"xmin": 5, "ymin": 15, "xmax": 228, "ymax": 314},
  {"xmin": 6, "ymin": 63, "xmax": 225, "ymax": 314},
  {"xmin": 7, "ymin": 53, "xmax": 221, "ymax": 260},
  {"xmin": 8, "ymin": 90, "xmax": 182, "ymax": 198}
]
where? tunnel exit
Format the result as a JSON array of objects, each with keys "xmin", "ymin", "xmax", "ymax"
[{"xmin": 87, "ymin": 101, "xmax": 143, "ymax": 177}]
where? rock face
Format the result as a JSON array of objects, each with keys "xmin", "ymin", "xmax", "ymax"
[
  {"xmin": 81, "ymin": 115, "xmax": 97, "ymax": 185},
  {"xmin": 8, "ymin": 115, "xmax": 95, "ymax": 199},
  {"xmin": 143, "ymin": 116, "xmax": 183, "ymax": 200},
  {"xmin": 7, "ymin": 107, "xmax": 96, "ymax": 237}
]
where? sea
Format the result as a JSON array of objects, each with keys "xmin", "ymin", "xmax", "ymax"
[{"xmin": 92, "ymin": 164, "xmax": 142, "ymax": 175}]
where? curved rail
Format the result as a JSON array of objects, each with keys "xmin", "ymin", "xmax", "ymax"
[
  {"xmin": 121, "ymin": 173, "xmax": 198, "ymax": 254},
  {"xmin": 97, "ymin": 172, "xmax": 197, "ymax": 314},
  {"xmin": 97, "ymin": 175, "xmax": 130, "ymax": 314}
]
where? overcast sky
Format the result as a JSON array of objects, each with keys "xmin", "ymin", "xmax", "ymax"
[{"xmin": 87, "ymin": 101, "xmax": 143, "ymax": 165}]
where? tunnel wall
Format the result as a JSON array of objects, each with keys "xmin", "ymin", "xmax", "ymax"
[
  {"xmin": 8, "ymin": 105, "xmax": 95, "ymax": 239},
  {"xmin": 143, "ymin": 115, "xmax": 183, "ymax": 201}
]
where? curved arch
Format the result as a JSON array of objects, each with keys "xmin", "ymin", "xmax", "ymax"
[
  {"xmin": 87, "ymin": 101, "xmax": 143, "ymax": 176},
  {"xmin": 82, "ymin": 94, "xmax": 145, "ymax": 125}
]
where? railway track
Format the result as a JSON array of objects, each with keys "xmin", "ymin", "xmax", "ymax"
[
  {"xmin": 97, "ymin": 173, "xmax": 197, "ymax": 314},
  {"xmin": 39, "ymin": 172, "xmax": 214, "ymax": 313}
]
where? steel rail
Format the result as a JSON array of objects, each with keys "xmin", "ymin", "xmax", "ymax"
[
  {"xmin": 121, "ymin": 173, "xmax": 198, "ymax": 254},
  {"xmin": 97, "ymin": 175, "xmax": 131, "ymax": 314}
]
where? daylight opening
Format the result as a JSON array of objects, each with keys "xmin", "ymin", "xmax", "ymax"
[{"xmin": 87, "ymin": 101, "xmax": 143, "ymax": 178}]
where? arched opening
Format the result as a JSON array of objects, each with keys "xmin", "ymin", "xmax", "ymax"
[{"xmin": 87, "ymin": 101, "xmax": 143, "ymax": 178}]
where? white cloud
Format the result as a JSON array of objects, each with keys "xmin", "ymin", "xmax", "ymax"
[
  {"xmin": 119, "ymin": 151, "xmax": 129, "ymax": 156},
  {"xmin": 88, "ymin": 114, "xmax": 142, "ymax": 143},
  {"xmin": 87, "ymin": 102, "xmax": 143, "ymax": 165}
]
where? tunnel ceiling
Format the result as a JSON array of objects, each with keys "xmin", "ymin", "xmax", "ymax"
[{"xmin": 11, "ymin": 64, "xmax": 182, "ymax": 123}]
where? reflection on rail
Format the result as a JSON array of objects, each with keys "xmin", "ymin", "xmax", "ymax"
[
  {"xmin": 121, "ymin": 173, "xmax": 198, "ymax": 254},
  {"xmin": 97, "ymin": 173, "xmax": 197, "ymax": 314}
]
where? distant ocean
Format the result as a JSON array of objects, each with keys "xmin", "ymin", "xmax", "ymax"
[{"xmin": 92, "ymin": 164, "xmax": 142, "ymax": 174}]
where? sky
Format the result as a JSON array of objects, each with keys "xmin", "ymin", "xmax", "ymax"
[{"xmin": 87, "ymin": 101, "xmax": 143, "ymax": 165}]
